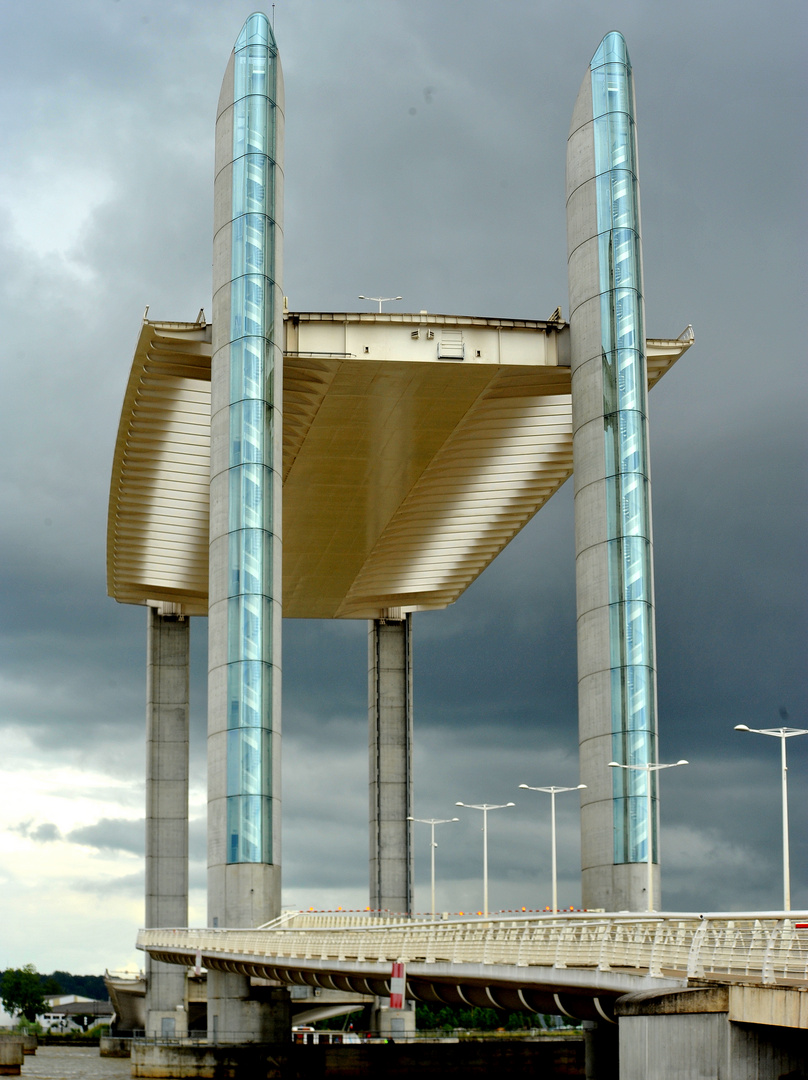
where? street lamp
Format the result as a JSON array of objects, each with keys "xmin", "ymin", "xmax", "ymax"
[
  {"xmin": 358, "ymin": 294, "xmax": 403, "ymax": 312},
  {"xmin": 519, "ymin": 783, "xmax": 586, "ymax": 914},
  {"xmin": 407, "ymin": 816, "xmax": 459, "ymax": 917},
  {"xmin": 455, "ymin": 802, "xmax": 514, "ymax": 917},
  {"xmin": 734, "ymin": 722, "xmax": 808, "ymax": 911},
  {"xmin": 607, "ymin": 759, "xmax": 688, "ymax": 912}
]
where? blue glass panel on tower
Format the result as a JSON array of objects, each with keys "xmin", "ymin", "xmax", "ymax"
[
  {"xmin": 590, "ymin": 32, "xmax": 658, "ymax": 866},
  {"xmin": 222, "ymin": 11, "xmax": 281, "ymax": 867},
  {"xmin": 229, "ymin": 463, "xmax": 274, "ymax": 532}
]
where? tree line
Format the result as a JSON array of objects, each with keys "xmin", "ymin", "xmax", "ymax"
[{"xmin": 0, "ymin": 966, "xmax": 108, "ymax": 1023}]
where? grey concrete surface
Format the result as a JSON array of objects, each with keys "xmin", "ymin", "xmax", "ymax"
[
  {"xmin": 205, "ymin": 17, "xmax": 286, "ymax": 1044},
  {"xmin": 566, "ymin": 48, "xmax": 659, "ymax": 914},
  {"xmin": 616, "ymin": 984, "xmax": 808, "ymax": 1079},
  {"xmin": 368, "ymin": 616, "xmax": 413, "ymax": 916},
  {"xmin": 145, "ymin": 607, "xmax": 189, "ymax": 1036}
]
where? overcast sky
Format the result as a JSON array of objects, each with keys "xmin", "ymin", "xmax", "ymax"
[{"xmin": 0, "ymin": 0, "xmax": 805, "ymax": 977}]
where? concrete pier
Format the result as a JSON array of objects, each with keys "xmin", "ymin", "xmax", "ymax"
[
  {"xmin": 131, "ymin": 1038, "xmax": 585, "ymax": 1078},
  {"xmin": 368, "ymin": 615, "xmax": 413, "ymax": 916},
  {"xmin": 616, "ymin": 985, "xmax": 808, "ymax": 1079},
  {"xmin": 0, "ymin": 1038, "xmax": 23, "ymax": 1077},
  {"xmin": 100, "ymin": 1036, "xmax": 132, "ymax": 1057},
  {"xmin": 146, "ymin": 606, "xmax": 189, "ymax": 1036},
  {"xmin": 583, "ymin": 1020, "xmax": 618, "ymax": 1080},
  {"xmin": 205, "ymin": 981, "xmax": 290, "ymax": 1046},
  {"xmin": 206, "ymin": 12, "xmax": 286, "ymax": 1044},
  {"xmin": 566, "ymin": 33, "xmax": 660, "ymax": 912}
]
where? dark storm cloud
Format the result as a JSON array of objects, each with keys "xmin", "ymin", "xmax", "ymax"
[
  {"xmin": 653, "ymin": 426, "xmax": 807, "ymax": 744},
  {"xmin": 67, "ymin": 818, "xmax": 145, "ymax": 856},
  {"xmin": 661, "ymin": 753, "xmax": 808, "ymax": 911},
  {"xmin": 11, "ymin": 821, "xmax": 61, "ymax": 843},
  {"xmin": 10, "ymin": 813, "xmax": 208, "ymax": 861}
]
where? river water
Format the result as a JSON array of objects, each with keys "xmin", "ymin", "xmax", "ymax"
[{"xmin": 19, "ymin": 1046, "xmax": 130, "ymax": 1080}]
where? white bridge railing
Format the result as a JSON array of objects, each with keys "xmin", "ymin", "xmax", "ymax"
[{"xmin": 138, "ymin": 911, "xmax": 808, "ymax": 988}]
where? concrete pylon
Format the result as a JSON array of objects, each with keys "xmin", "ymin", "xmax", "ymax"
[
  {"xmin": 567, "ymin": 32, "xmax": 660, "ymax": 912},
  {"xmin": 145, "ymin": 606, "xmax": 189, "ymax": 1037},
  {"xmin": 368, "ymin": 616, "xmax": 413, "ymax": 916},
  {"xmin": 207, "ymin": 12, "xmax": 289, "ymax": 1041}
]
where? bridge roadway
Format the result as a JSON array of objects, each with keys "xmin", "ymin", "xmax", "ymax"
[{"xmin": 137, "ymin": 910, "xmax": 808, "ymax": 1024}]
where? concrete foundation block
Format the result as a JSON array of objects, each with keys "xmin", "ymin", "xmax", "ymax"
[
  {"xmin": 616, "ymin": 985, "xmax": 808, "ymax": 1079},
  {"xmin": 17, "ymin": 1035, "xmax": 36, "ymax": 1055},
  {"xmin": 371, "ymin": 1001, "xmax": 416, "ymax": 1038},
  {"xmin": 207, "ymin": 973, "xmax": 290, "ymax": 1045},
  {"xmin": 147, "ymin": 1008, "xmax": 189, "ymax": 1039},
  {"xmin": 100, "ymin": 1035, "xmax": 133, "ymax": 1057},
  {"xmin": 132, "ymin": 1038, "xmax": 586, "ymax": 1078},
  {"xmin": 0, "ymin": 1038, "xmax": 23, "ymax": 1076}
]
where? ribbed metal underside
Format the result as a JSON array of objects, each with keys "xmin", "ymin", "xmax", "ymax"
[{"xmin": 107, "ymin": 314, "xmax": 692, "ymax": 618}]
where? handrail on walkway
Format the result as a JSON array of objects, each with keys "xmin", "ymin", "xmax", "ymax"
[{"xmin": 138, "ymin": 912, "xmax": 808, "ymax": 989}]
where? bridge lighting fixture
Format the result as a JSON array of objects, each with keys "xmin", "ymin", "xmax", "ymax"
[
  {"xmin": 734, "ymin": 722, "xmax": 808, "ymax": 911},
  {"xmin": 455, "ymin": 802, "xmax": 515, "ymax": 917},
  {"xmin": 519, "ymin": 783, "xmax": 586, "ymax": 914},
  {"xmin": 607, "ymin": 760, "xmax": 688, "ymax": 912},
  {"xmin": 407, "ymin": 816, "xmax": 459, "ymax": 917},
  {"xmin": 358, "ymin": 294, "xmax": 403, "ymax": 312}
]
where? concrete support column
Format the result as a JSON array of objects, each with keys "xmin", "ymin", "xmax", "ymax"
[
  {"xmin": 583, "ymin": 1019, "xmax": 619, "ymax": 1080},
  {"xmin": 371, "ymin": 999, "xmax": 417, "ymax": 1038},
  {"xmin": 567, "ymin": 33, "xmax": 660, "ymax": 912},
  {"xmin": 368, "ymin": 615, "xmax": 413, "ymax": 916},
  {"xmin": 206, "ymin": 980, "xmax": 290, "ymax": 1045},
  {"xmin": 145, "ymin": 606, "xmax": 189, "ymax": 1037},
  {"xmin": 206, "ymin": 13, "xmax": 287, "ymax": 1044}
]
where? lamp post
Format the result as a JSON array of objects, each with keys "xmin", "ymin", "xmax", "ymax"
[
  {"xmin": 407, "ymin": 816, "xmax": 459, "ymax": 917},
  {"xmin": 358, "ymin": 294, "xmax": 403, "ymax": 312},
  {"xmin": 734, "ymin": 722, "xmax": 808, "ymax": 911},
  {"xmin": 455, "ymin": 802, "xmax": 514, "ymax": 918},
  {"xmin": 607, "ymin": 759, "xmax": 688, "ymax": 912},
  {"xmin": 519, "ymin": 783, "xmax": 586, "ymax": 914}
]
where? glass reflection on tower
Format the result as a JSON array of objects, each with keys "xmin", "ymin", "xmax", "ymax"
[{"xmin": 590, "ymin": 32, "xmax": 658, "ymax": 865}]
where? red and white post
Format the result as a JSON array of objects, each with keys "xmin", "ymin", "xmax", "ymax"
[{"xmin": 389, "ymin": 962, "xmax": 406, "ymax": 1010}]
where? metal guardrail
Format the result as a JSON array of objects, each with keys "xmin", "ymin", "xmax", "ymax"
[
  {"xmin": 138, "ymin": 912, "xmax": 808, "ymax": 988},
  {"xmin": 131, "ymin": 1028, "xmax": 580, "ymax": 1046}
]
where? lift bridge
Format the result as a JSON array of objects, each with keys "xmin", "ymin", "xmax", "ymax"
[
  {"xmin": 138, "ymin": 910, "xmax": 808, "ymax": 1027},
  {"xmin": 111, "ymin": 21, "xmax": 808, "ymax": 1076}
]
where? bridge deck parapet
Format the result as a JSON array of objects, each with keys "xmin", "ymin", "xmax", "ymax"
[{"xmin": 138, "ymin": 912, "xmax": 808, "ymax": 999}]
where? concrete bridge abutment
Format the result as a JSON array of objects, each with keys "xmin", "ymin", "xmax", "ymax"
[{"xmin": 615, "ymin": 984, "xmax": 808, "ymax": 1079}]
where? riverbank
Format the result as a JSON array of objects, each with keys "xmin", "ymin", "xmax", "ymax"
[{"xmin": 38, "ymin": 1036, "xmax": 101, "ymax": 1047}]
